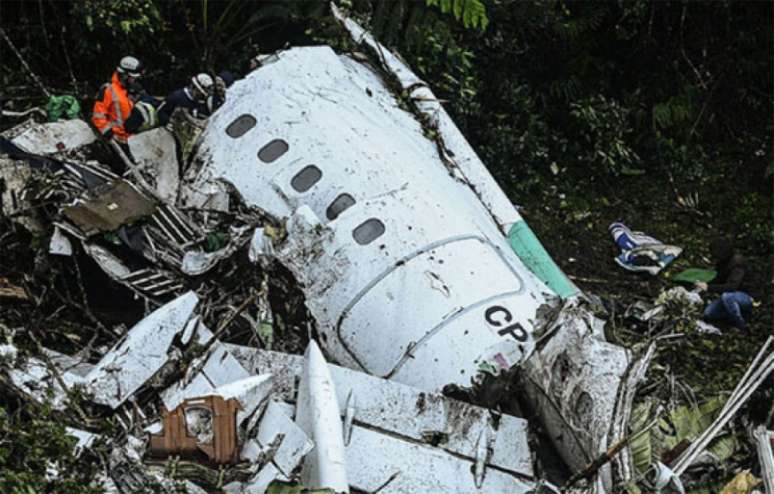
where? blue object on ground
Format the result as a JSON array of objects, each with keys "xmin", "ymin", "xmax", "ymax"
[{"xmin": 703, "ymin": 291, "xmax": 753, "ymax": 330}]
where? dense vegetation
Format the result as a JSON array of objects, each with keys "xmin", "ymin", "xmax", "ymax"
[{"xmin": 0, "ymin": 1, "xmax": 771, "ymax": 491}]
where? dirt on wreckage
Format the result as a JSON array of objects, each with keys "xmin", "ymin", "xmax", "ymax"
[{"xmin": 1, "ymin": 12, "xmax": 773, "ymax": 494}]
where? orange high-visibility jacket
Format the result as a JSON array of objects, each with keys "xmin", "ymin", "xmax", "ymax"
[{"xmin": 92, "ymin": 73, "xmax": 133, "ymax": 143}]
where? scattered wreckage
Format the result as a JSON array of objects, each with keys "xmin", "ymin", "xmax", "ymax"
[{"xmin": 0, "ymin": 6, "xmax": 771, "ymax": 494}]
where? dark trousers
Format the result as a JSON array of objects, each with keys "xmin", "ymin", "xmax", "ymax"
[{"xmin": 703, "ymin": 291, "xmax": 753, "ymax": 330}]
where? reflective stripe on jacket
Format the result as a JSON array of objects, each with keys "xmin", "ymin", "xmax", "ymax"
[{"xmin": 91, "ymin": 72, "xmax": 133, "ymax": 143}]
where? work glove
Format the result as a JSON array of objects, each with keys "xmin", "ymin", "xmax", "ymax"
[{"xmin": 101, "ymin": 128, "xmax": 114, "ymax": 142}]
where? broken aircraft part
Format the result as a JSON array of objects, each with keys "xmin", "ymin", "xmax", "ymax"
[
  {"xmin": 62, "ymin": 179, "xmax": 157, "ymax": 235},
  {"xmin": 127, "ymin": 127, "xmax": 180, "ymax": 204},
  {"xmin": 187, "ymin": 43, "xmax": 554, "ymax": 393},
  {"xmin": 226, "ymin": 343, "xmax": 539, "ymax": 492},
  {"xmin": 86, "ymin": 291, "xmax": 199, "ymax": 409},
  {"xmin": 10, "ymin": 119, "xmax": 96, "ymax": 156},
  {"xmin": 295, "ymin": 342, "xmax": 349, "ymax": 493},
  {"xmin": 149, "ymin": 395, "xmax": 241, "ymax": 465}
]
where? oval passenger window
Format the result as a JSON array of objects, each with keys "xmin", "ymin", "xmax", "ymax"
[
  {"xmin": 326, "ymin": 193, "xmax": 356, "ymax": 220},
  {"xmin": 291, "ymin": 165, "xmax": 322, "ymax": 192},
  {"xmin": 353, "ymin": 218, "xmax": 385, "ymax": 245},
  {"xmin": 258, "ymin": 139, "xmax": 289, "ymax": 163},
  {"xmin": 225, "ymin": 114, "xmax": 256, "ymax": 138}
]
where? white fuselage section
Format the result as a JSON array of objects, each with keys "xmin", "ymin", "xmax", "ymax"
[{"xmin": 188, "ymin": 46, "xmax": 555, "ymax": 391}]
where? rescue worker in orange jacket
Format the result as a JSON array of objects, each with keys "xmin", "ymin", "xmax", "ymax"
[{"xmin": 92, "ymin": 56, "xmax": 144, "ymax": 144}]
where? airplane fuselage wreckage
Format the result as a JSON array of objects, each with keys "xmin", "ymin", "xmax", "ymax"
[{"xmin": 3, "ymin": 7, "xmax": 764, "ymax": 494}]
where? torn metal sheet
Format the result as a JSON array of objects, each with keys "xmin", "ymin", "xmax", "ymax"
[
  {"xmin": 85, "ymin": 291, "xmax": 199, "ymax": 408},
  {"xmin": 248, "ymin": 227, "xmax": 275, "ymax": 264},
  {"xmin": 65, "ymin": 427, "xmax": 100, "ymax": 457},
  {"xmin": 519, "ymin": 300, "xmax": 634, "ymax": 492},
  {"xmin": 82, "ymin": 242, "xmax": 132, "ymax": 279},
  {"xmin": 160, "ymin": 326, "xmax": 254, "ymax": 414},
  {"xmin": 257, "ymin": 400, "xmax": 314, "ymax": 476},
  {"xmin": 148, "ymin": 395, "xmax": 241, "ymax": 465},
  {"xmin": 226, "ymin": 344, "xmax": 536, "ymax": 486},
  {"xmin": 187, "ymin": 44, "xmax": 554, "ymax": 389},
  {"xmin": 296, "ymin": 341, "xmax": 349, "ymax": 493},
  {"xmin": 49, "ymin": 226, "xmax": 73, "ymax": 256},
  {"xmin": 181, "ymin": 226, "xmax": 252, "ymax": 276},
  {"xmin": 127, "ymin": 127, "xmax": 180, "ymax": 204},
  {"xmin": 10, "ymin": 119, "xmax": 96, "ymax": 155},
  {"xmin": 63, "ymin": 179, "xmax": 157, "ymax": 235},
  {"xmin": 214, "ymin": 375, "xmax": 274, "ymax": 429}
]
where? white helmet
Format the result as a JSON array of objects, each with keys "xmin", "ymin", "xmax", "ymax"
[
  {"xmin": 117, "ymin": 56, "xmax": 143, "ymax": 78},
  {"xmin": 191, "ymin": 73, "xmax": 214, "ymax": 98}
]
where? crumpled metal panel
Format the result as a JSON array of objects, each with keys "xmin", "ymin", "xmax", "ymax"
[
  {"xmin": 186, "ymin": 46, "xmax": 553, "ymax": 388},
  {"xmin": 128, "ymin": 128, "xmax": 180, "ymax": 204},
  {"xmin": 63, "ymin": 180, "xmax": 157, "ymax": 235},
  {"xmin": 256, "ymin": 400, "xmax": 314, "ymax": 477},
  {"xmin": 11, "ymin": 119, "xmax": 95, "ymax": 155},
  {"xmin": 86, "ymin": 291, "xmax": 199, "ymax": 408},
  {"xmin": 519, "ymin": 301, "xmax": 632, "ymax": 491},
  {"xmin": 224, "ymin": 344, "xmax": 534, "ymax": 481}
]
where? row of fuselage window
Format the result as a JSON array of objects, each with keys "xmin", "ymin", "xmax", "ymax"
[{"xmin": 226, "ymin": 113, "xmax": 386, "ymax": 245}]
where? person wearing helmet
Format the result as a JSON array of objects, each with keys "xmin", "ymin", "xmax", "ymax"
[
  {"xmin": 92, "ymin": 56, "xmax": 144, "ymax": 144},
  {"xmin": 157, "ymin": 73, "xmax": 215, "ymax": 126}
]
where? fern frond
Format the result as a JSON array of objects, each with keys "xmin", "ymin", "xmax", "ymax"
[{"xmin": 425, "ymin": 0, "xmax": 488, "ymax": 30}]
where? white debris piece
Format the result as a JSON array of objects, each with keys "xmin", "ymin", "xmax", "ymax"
[
  {"xmin": 49, "ymin": 226, "xmax": 73, "ymax": 256},
  {"xmin": 65, "ymin": 427, "xmax": 100, "ymax": 457},
  {"xmin": 296, "ymin": 341, "xmax": 349, "ymax": 493},
  {"xmin": 0, "ymin": 343, "xmax": 17, "ymax": 362},
  {"xmin": 344, "ymin": 425, "xmax": 535, "ymax": 493},
  {"xmin": 127, "ymin": 128, "xmax": 180, "ymax": 203},
  {"xmin": 695, "ymin": 320, "xmax": 722, "ymax": 335},
  {"xmin": 519, "ymin": 301, "xmax": 634, "ymax": 491},
  {"xmin": 257, "ymin": 400, "xmax": 314, "ymax": 476},
  {"xmin": 11, "ymin": 119, "xmax": 96, "ymax": 155},
  {"xmin": 240, "ymin": 439, "xmax": 262, "ymax": 463},
  {"xmin": 753, "ymin": 426, "xmax": 774, "ymax": 493},
  {"xmin": 85, "ymin": 291, "xmax": 199, "ymax": 408},
  {"xmin": 82, "ymin": 242, "xmax": 132, "ymax": 279},
  {"xmin": 248, "ymin": 227, "xmax": 274, "ymax": 264},
  {"xmin": 227, "ymin": 344, "xmax": 536, "ymax": 489},
  {"xmin": 182, "ymin": 225, "xmax": 252, "ymax": 276},
  {"xmin": 160, "ymin": 341, "xmax": 251, "ymax": 412},
  {"xmin": 214, "ymin": 374, "xmax": 274, "ymax": 427}
]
